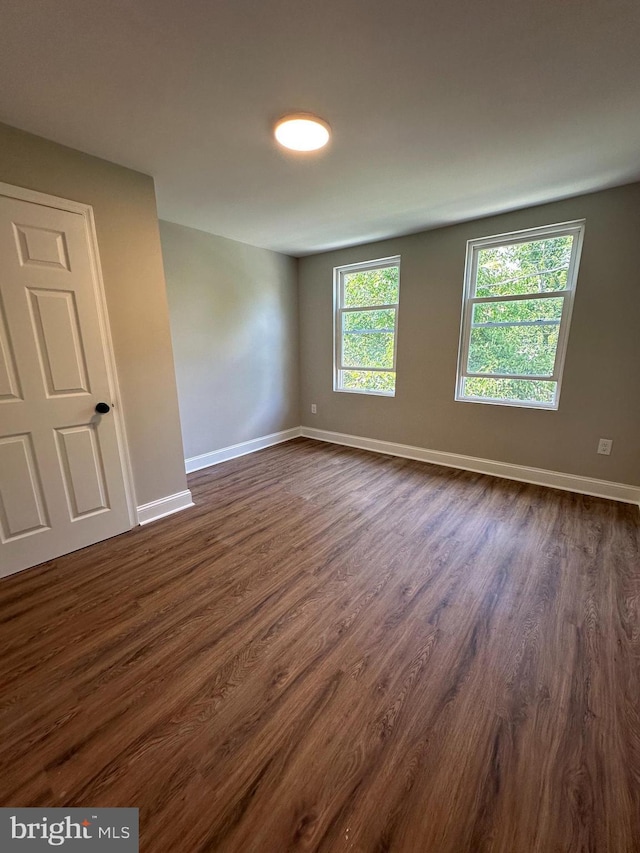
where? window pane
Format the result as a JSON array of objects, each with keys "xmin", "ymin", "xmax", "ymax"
[
  {"xmin": 344, "ymin": 266, "xmax": 399, "ymax": 307},
  {"xmin": 475, "ymin": 235, "xmax": 573, "ymax": 297},
  {"xmin": 468, "ymin": 298, "xmax": 562, "ymax": 376},
  {"xmin": 341, "ymin": 370, "xmax": 396, "ymax": 394},
  {"xmin": 472, "ymin": 296, "xmax": 563, "ymax": 326},
  {"xmin": 462, "ymin": 377, "xmax": 556, "ymax": 405},
  {"xmin": 342, "ymin": 309, "xmax": 395, "ymax": 369}
]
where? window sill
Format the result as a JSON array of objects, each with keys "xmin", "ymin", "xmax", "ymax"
[
  {"xmin": 334, "ymin": 387, "xmax": 396, "ymax": 398},
  {"xmin": 454, "ymin": 394, "xmax": 558, "ymax": 411}
]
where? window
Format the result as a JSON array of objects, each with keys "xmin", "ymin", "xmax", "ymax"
[
  {"xmin": 456, "ymin": 221, "xmax": 585, "ymax": 409},
  {"xmin": 334, "ymin": 256, "xmax": 400, "ymax": 396}
]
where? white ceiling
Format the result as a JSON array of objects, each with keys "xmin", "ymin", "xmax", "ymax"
[{"xmin": 1, "ymin": 0, "xmax": 639, "ymax": 256}]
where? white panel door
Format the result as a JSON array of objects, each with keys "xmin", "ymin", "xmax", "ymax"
[{"xmin": 0, "ymin": 187, "xmax": 133, "ymax": 578}]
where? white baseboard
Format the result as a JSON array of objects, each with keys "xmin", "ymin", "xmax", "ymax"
[
  {"xmin": 137, "ymin": 489, "xmax": 194, "ymax": 525},
  {"xmin": 181, "ymin": 424, "xmax": 639, "ymax": 506},
  {"xmin": 185, "ymin": 427, "xmax": 301, "ymax": 474},
  {"xmin": 300, "ymin": 427, "xmax": 640, "ymax": 507}
]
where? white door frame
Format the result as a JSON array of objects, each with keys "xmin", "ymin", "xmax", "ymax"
[{"xmin": 0, "ymin": 181, "xmax": 138, "ymax": 529}]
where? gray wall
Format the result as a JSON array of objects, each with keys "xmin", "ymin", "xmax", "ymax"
[
  {"xmin": 160, "ymin": 221, "xmax": 299, "ymax": 460},
  {"xmin": 0, "ymin": 122, "xmax": 188, "ymax": 507},
  {"xmin": 299, "ymin": 183, "xmax": 640, "ymax": 486}
]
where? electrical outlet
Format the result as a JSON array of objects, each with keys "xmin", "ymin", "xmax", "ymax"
[
  {"xmin": 597, "ymin": 438, "xmax": 613, "ymax": 456},
  {"xmin": 311, "ymin": 404, "xmax": 317, "ymax": 414}
]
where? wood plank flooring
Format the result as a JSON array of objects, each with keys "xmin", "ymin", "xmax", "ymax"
[{"xmin": 1, "ymin": 437, "xmax": 639, "ymax": 852}]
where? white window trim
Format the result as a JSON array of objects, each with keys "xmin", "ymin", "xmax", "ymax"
[
  {"xmin": 333, "ymin": 255, "xmax": 401, "ymax": 397},
  {"xmin": 455, "ymin": 220, "xmax": 586, "ymax": 410}
]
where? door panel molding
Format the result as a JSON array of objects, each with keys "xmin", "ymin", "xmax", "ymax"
[
  {"xmin": 27, "ymin": 287, "xmax": 90, "ymax": 396},
  {"xmin": 0, "ymin": 432, "xmax": 50, "ymax": 542},
  {"xmin": 55, "ymin": 424, "xmax": 110, "ymax": 519}
]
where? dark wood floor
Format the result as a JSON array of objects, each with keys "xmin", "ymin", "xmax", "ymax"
[{"xmin": 1, "ymin": 438, "xmax": 639, "ymax": 852}]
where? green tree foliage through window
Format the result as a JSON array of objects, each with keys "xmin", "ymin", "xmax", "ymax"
[
  {"xmin": 335, "ymin": 261, "xmax": 400, "ymax": 395},
  {"xmin": 457, "ymin": 224, "xmax": 584, "ymax": 408},
  {"xmin": 344, "ymin": 267, "xmax": 399, "ymax": 306},
  {"xmin": 468, "ymin": 297, "xmax": 563, "ymax": 377},
  {"xmin": 475, "ymin": 237, "xmax": 572, "ymax": 297}
]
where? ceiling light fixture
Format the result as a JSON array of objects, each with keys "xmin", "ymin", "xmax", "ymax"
[{"xmin": 274, "ymin": 113, "xmax": 331, "ymax": 152}]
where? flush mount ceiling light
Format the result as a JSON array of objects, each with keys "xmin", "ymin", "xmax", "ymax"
[{"xmin": 274, "ymin": 113, "xmax": 331, "ymax": 152}]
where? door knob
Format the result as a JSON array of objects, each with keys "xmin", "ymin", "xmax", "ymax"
[{"xmin": 95, "ymin": 402, "xmax": 111, "ymax": 414}]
